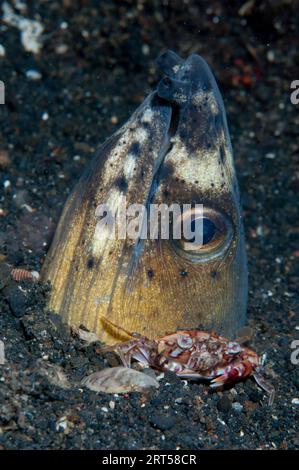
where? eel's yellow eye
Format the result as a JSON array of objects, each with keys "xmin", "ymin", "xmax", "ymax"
[{"xmin": 171, "ymin": 207, "xmax": 233, "ymax": 262}]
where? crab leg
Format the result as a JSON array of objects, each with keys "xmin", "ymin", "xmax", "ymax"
[{"xmin": 253, "ymin": 372, "xmax": 275, "ymax": 405}]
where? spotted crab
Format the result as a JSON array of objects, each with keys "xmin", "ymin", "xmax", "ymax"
[{"xmin": 99, "ymin": 320, "xmax": 275, "ymax": 405}]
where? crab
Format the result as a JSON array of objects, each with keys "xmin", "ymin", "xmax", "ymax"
[{"xmin": 98, "ymin": 320, "xmax": 275, "ymax": 405}]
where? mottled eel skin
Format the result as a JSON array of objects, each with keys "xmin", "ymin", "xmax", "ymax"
[{"xmin": 42, "ymin": 51, "xmax": 248, "ymax": 344}]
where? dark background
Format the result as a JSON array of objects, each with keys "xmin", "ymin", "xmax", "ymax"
[{"xmin": 0, "ymin": 0, "xmax": 298, "ymax": 450}]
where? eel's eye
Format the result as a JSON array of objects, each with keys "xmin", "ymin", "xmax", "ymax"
[{"xmin": 171, "ymin": 207, "xmax": 233, "ymax": 262}]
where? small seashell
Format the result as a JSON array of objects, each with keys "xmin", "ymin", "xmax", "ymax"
[
  {"xmin": 11, "ymin": 268, "xmax": 39, "ymax": 282},
  {"xmin": 21, "ymin": 204, "xmax": 36, "ymax": 213},
  {"xmin": 82, "ymin": 366, "xmax": 159, "ymax": 394},
  {"xmin": 0, "ymin": 150, "xmax": 10, "ymax": 168},
  {"xmin": 56, "ymin": 416, "xmax": 68, "ymax": 432},
  {"xmin": 71, "ymin": 325, "xmax": 99, "ymax": 344},
  {"xmin": 37, "ymin": 361, "xmax": 71, "ymax": 389},
  {"xmin": 291, "ymin": 398, "xmax": 299, "ymax": 406},
  {"xmin": 55, "ymin": 43, "xmax": 68, "ymax": 55}
]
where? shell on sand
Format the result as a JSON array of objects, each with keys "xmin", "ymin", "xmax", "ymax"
[
  {"xmin": 82, "ymin": 366, "xmax": 159, "ymax": 394},
  {"xmin": 11, "ymin": 268, "xmax": 40, "ymax": 282}
]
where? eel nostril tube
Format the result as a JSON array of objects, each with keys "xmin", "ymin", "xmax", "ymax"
[
  {"xmin": 162, "ymin": 77, "xmax": 172, "ymax": 88},
  {"xmin": 157, "ymin": 77, "xmax": 190, "ymax": 104},
  {"xmin": 156, "ymin": 49, "xmax": 184, "ymax": 77}
]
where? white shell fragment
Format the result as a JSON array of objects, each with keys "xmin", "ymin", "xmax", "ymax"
[
  {"xmin": 2, "ymin": 2, "xmax": 44, "ymax": 54},
  {"xmin": 71, "ymin": 325, "xmax": 99, "ymax": 345},
  {"xmin": 0, "ymin": 44, "xmax": 5, "ymax": 57},
  {"xmin": 26, "ymin": 69, "xmax": 42, "ymax": 80},
  {"xmin": 82, "ymin": 367, "xmax": 159, "ymax": 394},
  {"xmin": 0, "ymin": 340, "xmax": 5, "ymax": 365}
]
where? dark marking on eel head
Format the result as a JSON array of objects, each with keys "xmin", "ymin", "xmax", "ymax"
[
  {"xmin": 219, "ymin": 144, "xmax": 225, "ymax": 164},
  {"xmin": 128, "ymin": 141, "xmax": 140, "ymax": 156},
  {"xmin": 147, "ymin": 269, "xmax": 154, "ymax": 279},
  {"xmin": 87, "ymin": 258, "xmax": 94, "ymax": 270},
  {"xmin": 115, "ymin": 175, "xmax": 128, "ymax": 192}
]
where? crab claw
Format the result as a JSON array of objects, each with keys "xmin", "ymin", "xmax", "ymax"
[{"xmin": 209, "ymin": 360, "xmax": 253, "ymax": 388}]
